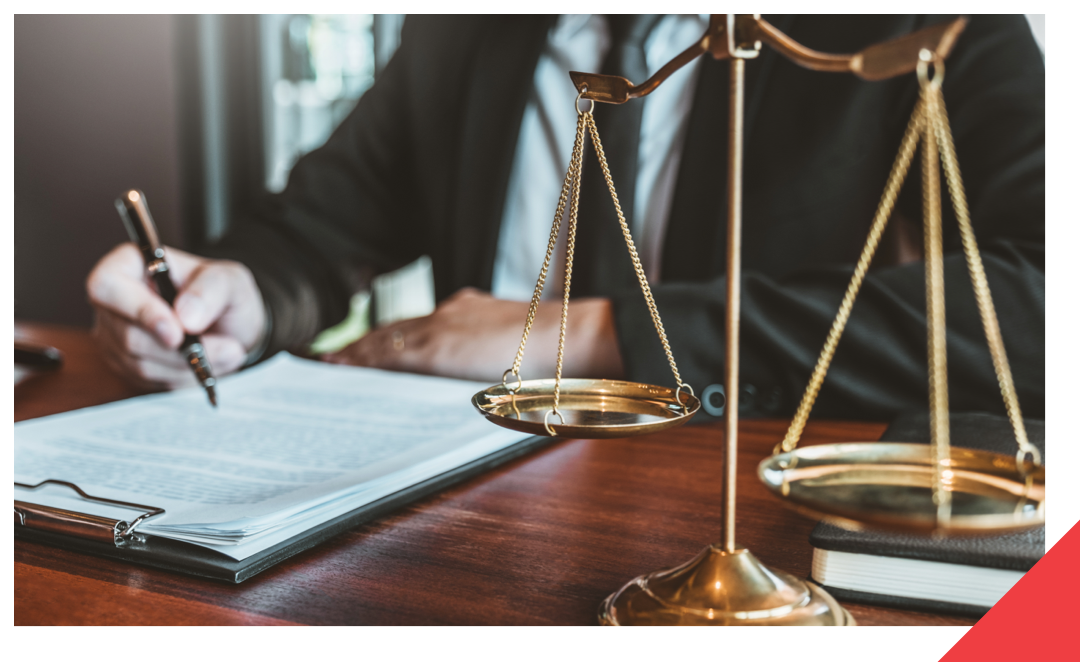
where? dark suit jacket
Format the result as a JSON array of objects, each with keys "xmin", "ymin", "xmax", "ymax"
[{"xmin": 210, "ymin": 15, "xmax": 1044, "ymax": 421}]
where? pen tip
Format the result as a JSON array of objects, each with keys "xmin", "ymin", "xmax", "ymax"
[{"xmin": 208, "ymin": 386, "xmax": 218, "ymax": 408}]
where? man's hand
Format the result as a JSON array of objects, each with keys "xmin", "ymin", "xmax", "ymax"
[
  {"xmin": 87, "ymin": 243, "xmax": 267, "ymax": 390},
  {"xmin": 323, "ymin": 288, "xmax": 625, "ymax": 383}
]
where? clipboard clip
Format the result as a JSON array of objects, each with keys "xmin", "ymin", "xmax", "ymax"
[{"xmin": 14, "ymin": 479, "xmax": 165, "ymax": 547}]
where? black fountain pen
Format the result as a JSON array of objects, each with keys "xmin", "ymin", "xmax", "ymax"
[{"xmin": 115, "ymin": 189, "xmax": 218, "ymax": 407}]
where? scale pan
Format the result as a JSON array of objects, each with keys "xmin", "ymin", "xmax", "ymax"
[
  {"xmin": 758, "ymin": 442, "xmax": 1044, "ymax": 535},
  {"xmin": 473, "ymin": 378, "xmax": 699, "ymax": 439}
]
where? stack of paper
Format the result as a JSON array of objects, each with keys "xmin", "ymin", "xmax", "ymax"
[{"xmin": 14, "ymin": 354, "xmax": 531, "ymax": 561}]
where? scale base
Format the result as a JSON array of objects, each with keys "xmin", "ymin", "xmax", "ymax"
[{"xmin": 599, "ymin": 544, "xmax": 854, "ymax": 626}]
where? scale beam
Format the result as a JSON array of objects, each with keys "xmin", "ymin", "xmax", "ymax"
[{"xmin": 570, "ymin": 15, "xmax": 967, "ymax": 104}]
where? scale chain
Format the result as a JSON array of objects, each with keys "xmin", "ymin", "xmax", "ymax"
[
  {"xmin": 551, "ymin": 108, "xmax": 588, "ymax": 423},
  {"xmin": 927, "ymin": 86, "xmax": 1039, "ymax": 477},
  {"xmin": 776, "ymin": 52, "xmax": 1038, "ymax": 522},
  {"xmin": 504, "ymin": 92, "xmax": 693, "ymax": 435},
  {"xmin": 778, "ymin": 98, "xmax": 926, "ymax": 454},
  {"xmin": 584, "ymin": 112, "xmax": 691, "ymax": 399},
  {"xmin": 922, "ymin": 84, "xmax": 951, "ymax": 521},
  {"xmin": 505, "ymin": 112, "xmax": 588, "ymax": 386}
]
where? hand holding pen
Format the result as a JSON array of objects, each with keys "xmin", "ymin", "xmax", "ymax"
[
  {"xmin": 116, "ymin": 190, "xmax": 222, "ymax": 405},
  {"xmin": 86, "ymin": 190, "xmax": 267, "ymax": 398}
]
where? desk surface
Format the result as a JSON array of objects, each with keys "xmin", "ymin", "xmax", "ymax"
[{"xmin": 14, "ymin": 322, "xmax": 978, "ymax": 626}]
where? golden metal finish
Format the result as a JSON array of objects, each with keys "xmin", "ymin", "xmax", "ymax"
[
  {"xmin": 473, "ymin": 378, "xmax": 700, "ymax": 439},
  {"xmin": 518, "ymin": 13, "xmax": 1024, "ymax": 624},
  {"xmin": 550, "ymin": 110, "xmax": 585, "ymax": 420},
  {"xmin": 722, "ymin": 57, "xmax": 745, "ymax": 554},
  {"xmin": 759, "ymin": 442, "xmax": 1045, "ymax": 535},
  {"xmin": 755, "ymin": 16, "xmax": 965, "ymax": 81},
  {"xmin": 770, "ymin": 50, "xmax": 1041, "ymax": 535},
  {"xmin": 854, "ymin": 18, "xmax": 965, "ymax": 81},
  {"xmin": 921, "ymin": 67, "xmax": 951, "ymax": 522},
  {"xmin": 778, "ymin": 101, "xmax": 926, "ymax": 454},
  {"xmin": 571, "ymin": 15, "xmax": 967, "ymax": 105},
  {"xmin": 927, "ymin": 68, "xmax": 1040, "ymax": 475},
  {"xmin": 506, "ymin": 110, "xmax": 587, "ymax": 381},
  {"xmin": 583, "ymin": 112, "xmax": 690, "ymax": 397},
  {"xmin": 599, "ymin": 545, "xmax": 854, "ymax": 626},
  {"xmin": 487, "ymin": 92, "xmax": 696, "ymax": 439},
  {"xmin": 569, "ymin": 39, "xmax": 706, "ymax": 104},
  {"xmin": 593, "ymin": 16, "xmax": 852, "ymax": 626}
]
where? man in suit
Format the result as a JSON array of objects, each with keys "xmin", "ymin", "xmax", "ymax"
[{"xmin": 86, "ymin": 15, "xmax": 1044, "ymax": 421}]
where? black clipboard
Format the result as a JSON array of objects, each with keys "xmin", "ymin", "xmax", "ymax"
[{"xmin": 15, "ymin": 435, "xmax": 551, "ymax": 583}]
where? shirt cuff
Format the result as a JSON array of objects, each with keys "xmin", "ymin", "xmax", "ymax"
[{"xmin": 242, "ymin": 296, "xmax": 275, "ymax": 367}]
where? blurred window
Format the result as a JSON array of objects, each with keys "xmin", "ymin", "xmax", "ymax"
[
  {"xmin": 260, "ymin": 14, "xmax": 404, "ymax": 193},
  {"xmin": 1024, "ymin": 14, "xmax": 1044, "ymax": 54},
  {"xmin": 256, "ymin": 15, "xmax": 429, "ymax": 343}
]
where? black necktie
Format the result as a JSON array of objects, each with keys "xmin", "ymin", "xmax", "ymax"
[{"xmin": 573, "ymin": 14, "xmax": 663, "ymax": 298}]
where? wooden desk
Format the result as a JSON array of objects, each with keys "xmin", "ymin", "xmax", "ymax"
[{"xmin": 14, "ymin": 322, "xmax": 977, "ymax": 626}]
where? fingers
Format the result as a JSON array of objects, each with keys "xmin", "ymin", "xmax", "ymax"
[
  {"xmin": 172, "ymin": 260, "xmax": 264, "ymax": 346},
  {"xmin": 173, "ymin": 262, "xmax": 236, "ymax": 334},
  {"xmin": 323, "ymin": 319, "xmax": 427, "ymax": 371},
  {"xmin": 89, "ymin": 242, "xmax": 267, "ymax": 390},
  {"xmin": 94, "ymin": 308, "xmax": 184, "ymax": 364},
  {"xmin": 89, "ymin": 239, "xmax": 261, "ymax": 388},
  {"xmin": 95, "ymin": 315, "xmax": 247, "ymax": 390},
  {"xmin": 99, "ymin": 310, "xmax": 247, "ymax": 375},
  {"xmin": 93, "ymin": 315, "xmax": 189, "ymax": 389},
  {"xmin": 87, "ymin": 243, "xmax": 184, "ymax": 349},
  {"xmin": 200, "ymin": 335, "xmax": 247, "ymax": 375},
  {"xmin": 447, "ymin": 286, "xmax": 483, "ymax": 301},
  {"xmin": 158, "ymin": 245, "xmax": 216, "ymax": 285},
  {"xmin": 323, "ymin": 293, "xmax": 618, "ymax": 382},
  {"xmin": 322, "ymin": 329, "xmax": 390, "ymax": 368}
]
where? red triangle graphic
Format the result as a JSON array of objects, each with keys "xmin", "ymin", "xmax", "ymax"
[{"xmin": 940, "ymin": 520, "xmax": 1080, "ymax": 660}]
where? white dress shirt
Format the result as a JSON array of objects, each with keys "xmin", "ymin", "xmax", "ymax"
[{"xmin": 490, "ymin": 14, "xmax": 709, "ymax": 301}]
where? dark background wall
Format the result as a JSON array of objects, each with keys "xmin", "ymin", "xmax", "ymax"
[
  {"xmin": 12, "ymin": 15, "xmax": 1044, "ymax": 330},
  {"xmin": 15, "ymin": 15, "xmax": 184, "ymax": 327}
]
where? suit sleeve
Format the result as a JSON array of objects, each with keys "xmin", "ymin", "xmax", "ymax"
[
  {"xmin": 204, "ymin": 19, "xmax": 426, "ymax": 357},
  {"xmin": 611, "ymin": 15, "xmax": 1045, "ymax": 421}
]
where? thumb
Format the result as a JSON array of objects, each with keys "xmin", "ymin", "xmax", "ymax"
[
  {"xmin": 200, "ymin": 334, "xmax": 248, "ymax": 375},
  {"xmin": 173, "ymin": 263, "xmax": 235, "ymax": 334}
]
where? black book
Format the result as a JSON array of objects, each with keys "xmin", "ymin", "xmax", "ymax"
[{"xmin": 809, "ymin": 412, "xmax": 1045, "ymax": 618}]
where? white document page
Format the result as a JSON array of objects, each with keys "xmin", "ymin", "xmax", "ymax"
[{"xmin": 14, "ymin": 354, "xmax": 531, "ymax": 560}]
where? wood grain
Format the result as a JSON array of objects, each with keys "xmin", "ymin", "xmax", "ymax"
[
  {"xmin": 16, "ymin": 322, "xmax": 147, "ymax": 422},
  {"xmin": 15, "ymin": 563, "xmax": 299, "ymax": 626},
  {"xmin": 13, "ymin": 323, "xmax": 978, "ymax": 626}
]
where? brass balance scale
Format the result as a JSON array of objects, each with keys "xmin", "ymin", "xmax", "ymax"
[{"xmin": 472, "ymin": 14, "xmax": 1045, "ymax": 626}]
